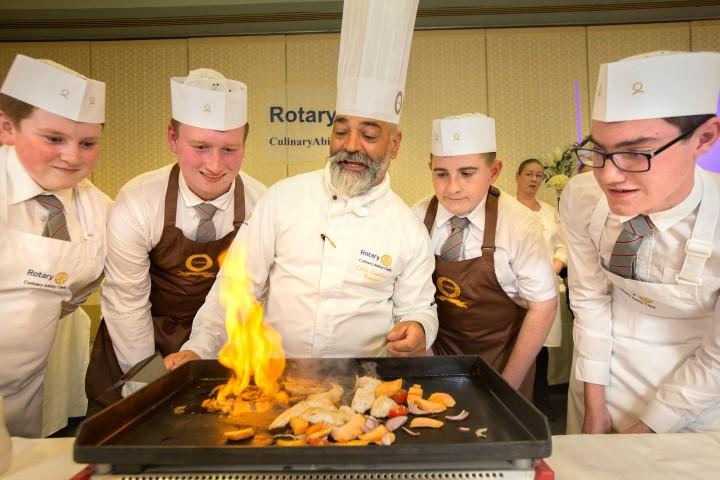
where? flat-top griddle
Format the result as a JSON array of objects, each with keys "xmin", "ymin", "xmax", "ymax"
[{"xmin": 75, "ymin": 356, "xmax": 551, "ymax": 474}]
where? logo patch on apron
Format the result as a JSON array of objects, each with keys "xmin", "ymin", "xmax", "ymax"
[{"xmin": 436, "ymin": 276, "xmax": 468, "ymax": 309}]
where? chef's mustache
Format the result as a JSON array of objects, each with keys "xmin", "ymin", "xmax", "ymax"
[{"xmin": 329, "ymin": 150, "xmax": 373, "ymax": 168}]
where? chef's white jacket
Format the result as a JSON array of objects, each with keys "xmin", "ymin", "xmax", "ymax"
[
  {"xmin": 412, "ymin": 190, "xmax": 557, "ymax": 307},
  {"xmin": 561, "ymin": 169, "xmax": 720, "ymax": 432},
  {"xmin": 183, "ymin": 165, "xmax": 438, "ymax": 358},
  {"xmin": 100, "ymin": 164, "xmax": 266, "ymax": 374},
  {"xmin": 536, "ymin": 200, "xmax": 568, "ymax": 267}
]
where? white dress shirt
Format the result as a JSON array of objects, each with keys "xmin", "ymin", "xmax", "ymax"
[
  {"xmin": 183, "ymin": 165, "xmax": 438, "ymax": 359},
  {"xmin": 412, "ymin": 190, "xmax": 557, "ymax": 307},
  {"xmin": 101, "ymin": 164, "xmax": 266, "ymax": 374},
  {"xmin": 561, "ymin": 169, "xmax": 720, "ymax": 431}
]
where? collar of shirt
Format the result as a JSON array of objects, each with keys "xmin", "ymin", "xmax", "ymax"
[
  {"xmin": 178, "ymin": 170, "xmax": 235, "ymax": 212},
  {"xmin": 434, "ymin": 192, "xmax": 488, "ymax": 230},
  {"xmin": 322, "ymin": 162, "xmax": 391, "ymax": 217},
  {"xmin": 645, "ymin": 168, "xmax": 703, "ymax": 233},
  {"xmin": 6, "ymin": 147, "xmax": 74, "ymax": 210}
]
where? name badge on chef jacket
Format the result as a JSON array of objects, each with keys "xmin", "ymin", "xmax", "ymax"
[
  {"xmin": 355, "ymin": 248, "xmax": 393, "ymax": 283},
  {"xmin": 24, "ymin": 268, "xmax": 70, "ymax": 290}
]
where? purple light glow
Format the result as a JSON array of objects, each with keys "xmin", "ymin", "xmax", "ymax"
[
  {"xmin": 697, "ymin": 92, "xmax": 720, "ymax": 174},
  {"xmin": 574, "ymin": 80, "xmax": 583, "ymax": 144}
]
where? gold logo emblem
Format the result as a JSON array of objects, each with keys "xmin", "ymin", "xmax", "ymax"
[
  {"xmin": 632, "ymin": 81, "xmax": 644, "ymax": 95},
  {"xmin": 179, "ymin": 254, "xmax": 215, "ymax": 278},
  {"xmin": 203, "ymin": 104, "xmax": 212, "ymax": 112},
  {"xmin": 638, "ymin": 295, "xmax": 653, "ymax": 304},
  {"xmin": 59, "ymin": 89, "xmax": 70, "ymax": 99},
  {"xmin": 380, "ymin": 255, "xmax": 392, "ymax": 267},
  {"xmin": 436, "ymin": 276, "xmax": 467, "ymax": 309},
  {"xmin": 394, "ymin": 91, "xmax": 403, "ymax": 114},
  {"xmin": 54, "ymin": 272, "xmax": 69, "ymax": 285}
]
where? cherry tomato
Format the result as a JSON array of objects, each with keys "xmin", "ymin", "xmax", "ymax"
[
  {"xmin": 388, "ymin": 405, "xmax": 409, "ymax": 418},
  {"xmin": 391, "ymin": 389, "xmax": 408, "ymax": 405}
]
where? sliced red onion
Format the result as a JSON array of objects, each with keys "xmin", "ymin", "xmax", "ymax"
[
  {"xmin": 401, "ymin": 426, "xmax": 421, "ymax": 437},
  {"xmin": 384, "ymin": 415, "xmax": 408, "ymax": 432},
  {"xmin": 407, "ymin": 402, "xmax": 430, "ymax": 416},
  {"xmin": 444, "ymin": 409, "xmax": 469, "ymax": 421},
  {"xmin": 362, "ymin": 415, "xmax": 380, "ymax": 433}
]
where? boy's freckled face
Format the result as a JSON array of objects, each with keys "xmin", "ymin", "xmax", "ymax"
[
  {"xmin": 2, "ymin": 108, "xmax": 102, "ymax": 191},
  {"xmin": 430, "ymin": 153, "xmax": 498, "ymax": 216}
]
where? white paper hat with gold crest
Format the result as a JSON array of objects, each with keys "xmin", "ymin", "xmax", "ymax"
[
  {"xmin": 171, "ymin": 68, "xmax": 247, "ymax": 131},
  {"xmin": 593, "ymin": 51, "xmax": 720, "ymax": 122},
  {"xmin": 335, "ymin": 0, "xmax": 419, "ymax": 125},
  {"xmin": 432, "ymin": 113, "xmax": 496, "ymax": 156},
  {"xmin": 1, "ymin": 54, "xmax": 105, "ymax": 123}
]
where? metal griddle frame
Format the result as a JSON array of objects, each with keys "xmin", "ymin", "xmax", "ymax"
[{"xmin": 74, "ymin": 356, "xmax": 551, "ymax": 474}]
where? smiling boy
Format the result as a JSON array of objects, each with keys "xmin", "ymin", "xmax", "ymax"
[
  {"xmin": 413, "ymin": 113, "xmax": 557, "ymax": 398},
  {"xmin": 0, "ymin": 54, "xmax": 111, "ymax": 437},
  {"xmin": 562, "ymin": 51, "xmax": 720, "ymax": 434}
]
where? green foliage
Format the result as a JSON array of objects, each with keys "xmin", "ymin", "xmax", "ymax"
[{"xmin": 542, "ymin": 142, "xmax": 579, "ymax": 182}]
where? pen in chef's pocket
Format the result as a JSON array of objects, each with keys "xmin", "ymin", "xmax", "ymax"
[{"xmin": 320, "ymin": 233, "xmax": 336, "ymax": 248}]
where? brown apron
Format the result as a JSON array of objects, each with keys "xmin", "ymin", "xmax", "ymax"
[
  {"xmin": 423, "ymin": 187, "xmax": 534, "ymax": 399},
  {"xmin": 86, "ymin": 164, "xmax": 245, "ymax": 407}
]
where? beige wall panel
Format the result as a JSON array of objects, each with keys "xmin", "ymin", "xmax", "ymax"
[
  {"xmin": 91, "ymin": 39, "xmax": 187, "ymax": 198},
  {"xmin": 691, "ymin": 20, "xmax": 720, "ymax": 51},
  {"xmin": 587, "ymin": 23, "xmax": 690, "ymax": 106},
  {"xmin": 189, "ymin": 36, "xmax": 287, "ymax": 187},
  {"xmin": 487, "ymin": 27, "xmax": 588, "ymax": 205},
  {"xmin": 285, "ymin": 33, "xmax": 340, "ymax": 178},
  {"xmin": 399, "ymin": 30, "xmax": 489, "ymax": 206}
]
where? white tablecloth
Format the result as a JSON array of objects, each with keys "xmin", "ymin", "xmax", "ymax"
[
  {"xmin": 42, "ymin": 308, "xmax": 90, "ymax": 437},
  {"xmin": 3, "ymin": 433, "xmax": 720, "ymax": 479}
]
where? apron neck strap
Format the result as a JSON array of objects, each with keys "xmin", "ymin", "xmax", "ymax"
[
  {"xmin": 232, "ymin": 175, "xmax": 245, "ymax": 229},
  {"xmin": 424, "ymin": 196, "xmax": 439, "ymax": 234},
  {"xmin": 481, "ymin": 186, "xmax": 500, "ymax": 254},
  {"xmin": 164, "ymin": 164, "xmax": 181, "ymax": 228},
  {"xmin": 676, "ymin": 170, "xmax": 717, "ymax": 286}
]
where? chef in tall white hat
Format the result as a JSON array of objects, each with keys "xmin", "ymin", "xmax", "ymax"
[
  {"xmin": 561, "ymin": 51, "xmax": 720, "ymax": 434},
  {"xmin": 413, "ymin": 113, "xmax": 557, "ymax": 400},
  {"xmin": 167, "ymin": 0, "xmax": 437, "ymax": 368},
  {"xmin": 85, "ymin": 68, "xmax": 266, "ymax": 409},
  {"xmin": 0, "ymin": 54, "xmax": 112, "ymax": 437}
]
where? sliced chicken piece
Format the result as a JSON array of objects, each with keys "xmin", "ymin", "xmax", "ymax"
[
  {"xmin": 351, "ymin": 376, "xmax": 382, "ymax": 413},
  {"xmin": 370, "ymin": 394, "xmax": 398, "ymax": 418},
  {"xmin": 307, "ymin": 383, "xmax": 344, "ymax": 405},
  {"xmin": 300, "ymin": 407, "xmax": 347, "ymax": 426},
  {"xmin": 338, "ymin": 405, "xmax": 357, "ymax": 422},
  {"xmin": 268, "ymin": 397, "xmax": 335, "ymax": 430}
]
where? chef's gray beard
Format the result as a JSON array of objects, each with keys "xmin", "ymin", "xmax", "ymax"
[{"xmin": 328, "ymin": 150, "xmax": 384, "ymax": 198}]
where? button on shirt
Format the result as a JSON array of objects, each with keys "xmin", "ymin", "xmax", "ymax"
[
  {"xmin": 100, "ymin": 164, "xmax": 267, "ymax": 374},
  {"xmin": 183, "ymin": 165, "xmax": 438, "ymax": 359},
  {"xmin": 412, "ymin": 190, "xmax": 557, "ymax": 307},
  {"xmin": 560, "ymin": 170, "xmax": 720, "ymax": 425}
]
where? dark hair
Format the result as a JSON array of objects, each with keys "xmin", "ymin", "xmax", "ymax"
[
  {"xmin": 0, "ymin": 93, "xmax": 35, "ymax": 127},
  {"xmin": 517, "ymin": 158, "xmax": 543, "ymax": 175},
  {"xmin": 170, "ymin": 118, "xmax": 250, "ymax": 141},
  {"xmin": 663, "ymin": 114, "xmax": 715, "ymax": 133}
]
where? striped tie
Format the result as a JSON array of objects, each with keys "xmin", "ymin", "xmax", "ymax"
[
  {"xmin": 36, "ymin": 194, "xmax": 70, "ymax": 241},
  {"xmin": 440, "ymin": 216, "xmax": 470, "ymax": 262},
  {"xmin": 608, "ymin": 215, "xmax": 653, "ymax": 279},
  {"xmin": 195, "ymin": 203, "xmax": 218, "ymax": 243}
]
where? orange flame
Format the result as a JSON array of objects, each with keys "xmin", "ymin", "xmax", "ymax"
[{"xmin": 216, "ymin": 242, "xmax": 285, "ymax": 402}]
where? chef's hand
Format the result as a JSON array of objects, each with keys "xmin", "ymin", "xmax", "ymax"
[
  {"xmin": 622, "ymin": 421, "xmax": 654, "ymax": 434},
  {"xmin": 387, "ymin": 321, "xmax": 426, "ymax": 357},
  {"xmin": 164, "ymin": 350, "xmax": 200, "ymax": 371}
]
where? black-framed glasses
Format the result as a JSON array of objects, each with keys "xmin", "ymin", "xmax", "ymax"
[{"xmin": 574, "ymin": 123, "xmax": 701, "ymax": 173}]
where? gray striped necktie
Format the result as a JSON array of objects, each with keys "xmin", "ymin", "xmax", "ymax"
[
  {"xmin": 195, "ymin": 203, "xmax": 218, "ymax": 243},
  {"xmin": 36, "ymin": 194, "xmax": 70, "ymax": 241},
  {"xmin": 440, "ymin": 216, "xmax": 470, "ymax": 262},
  {"xmin": 608, "ymin": 214, "xmax": 653, "ymax": 279}
]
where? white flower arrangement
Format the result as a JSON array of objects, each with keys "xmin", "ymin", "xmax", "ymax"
[{"xmin": 542, "ymin": 142, "xmax": 578, "ymax": 195}]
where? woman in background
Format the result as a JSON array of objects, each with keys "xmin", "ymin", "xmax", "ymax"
[{"xmin": 515, "ymin": 158, "xmax": 568, "ymax": 417}]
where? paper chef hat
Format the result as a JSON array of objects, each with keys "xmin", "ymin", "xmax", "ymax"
[
  {"xmin": 1, "ymin": 54, "xmax": 105, "ymax": 123},
  {"xmin": 335, "ymin": 0, "xmax": 419, "ymax": 124},
  {"xmin": 593, "ymin": 51, "xmax": 720, "ymax": 122},
  {"xmin": 171, "ymin": 68, "xmax": 247, "ymax": 131},
  {"xmin": 432, "ymin": 113, "xmax": 496, "ymax": 156}
]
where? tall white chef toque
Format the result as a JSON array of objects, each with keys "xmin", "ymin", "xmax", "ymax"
[
  {"xmin": 1, "ymin": 54, "xmax": 105, "ymax": 123},
  {"xmin": 335, "ymin": 0, "xmax": 419, "ymax": 125},
  {"xmin": 432, "ymin": 113, "xmax": 496, "ymax": 156},
  {"xmin": 170, "ymin": 68, "xmax": 247, "ymax": 131},
  {"xmin": 593, "ymin": 51, "xmax": 720, "ymax": 122}
]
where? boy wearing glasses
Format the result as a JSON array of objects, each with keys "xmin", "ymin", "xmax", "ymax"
[{"xmin": 562, "ymin": 51, "xmax": 720, "ymax": 434}]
